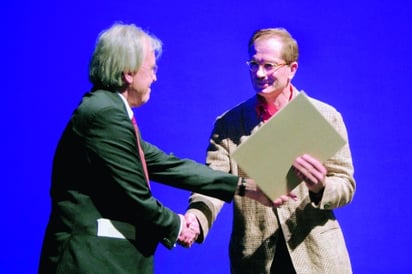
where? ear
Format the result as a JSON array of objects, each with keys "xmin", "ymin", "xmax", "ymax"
[
  {"xmin": 123, "ymin": 71, "xmax": 134, "ymax": 84},
  {"xmin": 288, "ymin": 62, "xmax": 298, "ymax": 80}
]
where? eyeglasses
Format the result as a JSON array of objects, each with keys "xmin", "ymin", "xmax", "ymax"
[
  {"xmin": 152, "ymin": 64, "xmax": 158, "ymax": 75},
  {"xmin": 141, "ymin": 64, "xmax": 158, "ymax": 75},
  {"xmin": 148, "ymin": 64, "xmax": 158, "ymax": 75},
  {"xmin": 246, "ymin": 60, "xmax": 287, "ymax": 73}
]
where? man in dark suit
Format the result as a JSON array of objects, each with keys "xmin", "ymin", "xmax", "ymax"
[{"xmin": 38, "ymin": 23, "xmax": 277, "ymax": 274}]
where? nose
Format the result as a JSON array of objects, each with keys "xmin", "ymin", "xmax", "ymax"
[
  {"xmin": 255, "ymin": 65, "xmax": 267, "ymax": 78},
  {"xmin": 256, "ymin": 65, "xmax": 267, "ymax": 77}
]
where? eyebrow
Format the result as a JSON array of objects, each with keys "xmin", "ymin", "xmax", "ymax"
[{"xmin": 250, "ymin": 59, "xmax": 283, "ymax": 64}]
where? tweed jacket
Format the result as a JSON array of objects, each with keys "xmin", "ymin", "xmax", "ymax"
[
  {"xmin": 39, "ymin": 89, "xmax": 239, "ymax": 274},
  {"xmin": 188, "ymin": 89, "xmax": 356, "ymax": 274}
]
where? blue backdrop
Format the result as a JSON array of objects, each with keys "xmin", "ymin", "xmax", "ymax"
[{"xmin": 2, "ymin": 0, "xmax": 411, "ymax": 273}]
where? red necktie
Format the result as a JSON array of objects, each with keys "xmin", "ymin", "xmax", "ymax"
[{"xmin": 131, "ymin": 116, "xmax": 151, "ymax": 189}]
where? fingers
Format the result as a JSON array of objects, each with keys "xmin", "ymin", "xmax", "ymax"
[
  {"xmin": 185, "ymin": 213, "xmax": 199, "ymax": 230},
  {"xmin": 177, "ymin": 213, "xmax": 200, "ymax": 248},
  {"xmin": 247, "ymin": 186, "xmax": 277, "ymax": 207},
  {"xmin": 273, "ymin": 193, "xmax": 297, "ymax": 207},
  {"xmin": 185, "ymin": 213, "xmax": 200, "ymax": 241},
  {"xmin": 293, "ymin": 154, "xmax": 326, "ymax": 191}
]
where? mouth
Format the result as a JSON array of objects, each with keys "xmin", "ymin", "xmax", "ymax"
[{"xmin": 255, "ymin": 81, "xmax": 268, "ymax": 89}]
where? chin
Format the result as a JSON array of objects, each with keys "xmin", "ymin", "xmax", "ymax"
[
  {"xmin": 258, "ymin": 89, "xmax": 275, "ymax": 95},
  {"xmin": 132, "ymin": 97, "xmax": 148, "ymax": 108}
]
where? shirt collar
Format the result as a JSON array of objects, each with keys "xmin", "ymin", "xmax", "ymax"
[
  {"xmin": 117, "ymin": 92, "xmax": 134, "ymax": 119},
  {"xmin": 255, "ymin": 85, "xmax": 295, "ymax": 122}
]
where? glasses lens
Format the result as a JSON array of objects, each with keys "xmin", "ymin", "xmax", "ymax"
[
  {"xmin": 247, "ymin": 60, "xmax": 287, "ymax": 73},
  {"xmin": 263, "ymin": 63, "xmax": 275, "ymax": 71},
  {"xmin": 247, "ymin": 61, "xmax": 259, "ymax": 72}
]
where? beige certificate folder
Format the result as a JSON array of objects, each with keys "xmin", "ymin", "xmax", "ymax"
[{"xmin": 231, "ymin": 92, "xmax": 346, "ymax": 200}]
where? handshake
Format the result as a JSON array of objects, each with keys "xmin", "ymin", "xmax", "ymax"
[
  {"xmin": 177, "ymin": 212, "xmax": 200, "ymax": 248},
  {"xmin": 175, "ymin": 177, "xmax": 300, "ymax": 248}
]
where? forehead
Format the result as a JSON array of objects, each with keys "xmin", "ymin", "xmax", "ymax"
[{"xmin": 250, "ymin": 37, "xmax": 283, "ymax": 60}]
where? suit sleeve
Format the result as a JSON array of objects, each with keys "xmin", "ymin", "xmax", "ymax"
[{"xmin": 141, "ymin": 138, "xmax": 238, "ymax": 202}]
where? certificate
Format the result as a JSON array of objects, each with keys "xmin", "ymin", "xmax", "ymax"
[{"xmin": 231, "ymin": 92, "xmax": 346, "ymax": 200}]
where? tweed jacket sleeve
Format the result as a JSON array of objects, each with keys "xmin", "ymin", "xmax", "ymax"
[{"xmin": 307, "ymin": 98, "xmax": 356, "ymax": 210}]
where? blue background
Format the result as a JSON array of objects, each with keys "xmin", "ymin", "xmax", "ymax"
[{"xmin": 2, "ymin": 0, "xmax": 411, "ymax": 273}]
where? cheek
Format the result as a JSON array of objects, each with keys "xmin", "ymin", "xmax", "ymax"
[
  {"xmin": 272, "ymin": 73, "xmax": 288, "ymax": 84},
  {"xmin": 135, "ymin": 78, "xmax": 150, "ymax": 92},
  {"xmin": 141, "ymin": 76, "xmax": 153, "ymax": 88}
]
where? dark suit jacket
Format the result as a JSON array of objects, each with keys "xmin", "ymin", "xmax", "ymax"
[{"xmin": 38, "ymin": 89, "xmax": 238, "ymax": 274}]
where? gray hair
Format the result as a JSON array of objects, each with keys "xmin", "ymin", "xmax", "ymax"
[{"xmin": 89, "ymin": 23, "xmax": 162, "ymax": 90}]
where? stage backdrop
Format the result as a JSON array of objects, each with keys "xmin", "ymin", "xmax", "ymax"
[{"xmin": 2, "ymin": 0, "xmax": 411, "ymax": 273}]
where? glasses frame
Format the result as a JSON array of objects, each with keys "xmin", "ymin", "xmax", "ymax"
[
  {"xmin": 140, "ymin": 64, "xmax": 158, "ymax": 76},
  {"xmin": 246, "ymin": 60, "xmax": 288, "ymax": 73}
]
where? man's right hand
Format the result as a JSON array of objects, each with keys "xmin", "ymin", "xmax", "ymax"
[{"xmin": 177, "ymin": 213, "xmax": 199, "ymax": 248}]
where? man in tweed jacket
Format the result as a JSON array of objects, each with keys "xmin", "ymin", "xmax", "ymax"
[{"xmin": 186, "ymin": 28, "xmax": 356, "ymax": 274}]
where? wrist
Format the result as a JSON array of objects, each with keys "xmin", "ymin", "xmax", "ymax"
[
  {"xmin": 237, "ymin": 177, "xmax": 247, "ymax": 196},
  {"xmin": 309, "ymin": 188, "xmax": 324, "ymax": 204}
]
